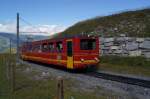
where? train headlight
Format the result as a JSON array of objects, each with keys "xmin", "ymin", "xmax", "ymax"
[
  {"xmin": 81, "ymin": 58, "xmax": 84, "ymax": 62},
  {"xmin": 95, "ymin": 57, "xmax": 99, "ymax": 62}
]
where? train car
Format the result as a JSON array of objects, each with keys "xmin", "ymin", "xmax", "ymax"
[{"xmin": 21, "ymin": 35, "xmax": 100, "ymax": 70}]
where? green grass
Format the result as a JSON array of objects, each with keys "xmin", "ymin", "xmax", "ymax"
[
  {"xmin": 100, "ymin": 56, "xmax": 150, "ymax": 67},
  {"xmin": 99, "ymin": 56, "xmax": 150, "ymax": 77},
  {"xmin": 0, "ymin": 54, "xmax": 110, "ymax": 99}
]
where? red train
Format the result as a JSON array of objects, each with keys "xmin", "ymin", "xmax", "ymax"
[{"xmin": 20, "ymin": 35, "xmax": 100, "ymax": 70}]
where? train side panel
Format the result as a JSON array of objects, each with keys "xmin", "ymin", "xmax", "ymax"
[{"xmin": 21, "ymin": 36, "xmax": 100, "ymax": 70}]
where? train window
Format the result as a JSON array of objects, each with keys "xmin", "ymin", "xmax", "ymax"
[
  {"xmin": 80, "ymin": 39, "xmax": 96, "ymax": 50},
  {"xmin": 42, "ymin": 43, "xmax": 48, "ymax": 52},
  {"xmin": 48, "ymin": 43, "xmax": 54, "ymax": 52},
  {"xmin": 32, "ymin": 45, "xmax": 41, "ymax": 52},
  {"xmin": 56, "ymin": 41, "xmax": 63, "ymax": 53},
  {"xmin": 27, "ymin": 43, "xmax": 32, "ymax": 52}
]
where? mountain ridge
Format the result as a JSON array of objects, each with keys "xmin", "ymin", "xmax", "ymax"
[{"xmin": 61, "ymin": 8, "xmax": 150, "ymax": 37}]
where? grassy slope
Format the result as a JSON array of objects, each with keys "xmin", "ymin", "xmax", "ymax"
[
  {"xmin": 1, "ymin": 54, "xmax": 149, "ymax": 98},
  {"xmin": 1, "ymin": 54, "xmax": 150, "ymax": 99},
  {"xmin": 99, "ymin": 56, "xmax": 150, "ymax": 77},
  {"xmin": 0, "ymin": 54, "xmax": 11, "ymax": 99},
  {"xmin": 61, "ymin": 8, "xmax": 150, "ymax": 37},
  {"xmin": 0, "ymin": 54, "xmax": 106, "ymax": 99}
]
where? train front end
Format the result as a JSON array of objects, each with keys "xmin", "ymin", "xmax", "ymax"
[{"xmin": 73, "ymin": 36, "xmax": 100, "ymax": 70}]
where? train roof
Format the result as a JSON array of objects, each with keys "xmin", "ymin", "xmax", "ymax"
[{"xmin": 23, "ymin": 34, "xmax": 98, "ymax": 44}]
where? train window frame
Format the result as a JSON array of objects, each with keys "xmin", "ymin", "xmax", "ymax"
[
  {"xmin": 48, "ymin": 42, "xmax": 54, "ymax": 52},
  {"xmin": 32, "ymin": 44, "xmax": 41, "ymax": 52},
  {"xmin": 80, "ymin": 39, "xmax": 96, "ymax": 50},
  {"xmin": 27, "ymin": 43, "xmax": 32, "ymax": 52},
  {"xmin": 56, "ymin": 41, "xmax": 63, "ymax": 53},
  {"xmin": 42, "ymin": 43, "xmax": 48, "ymax": 52}
]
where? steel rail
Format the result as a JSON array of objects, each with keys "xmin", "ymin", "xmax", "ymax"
[{"xmin": 86, "ymin": 72, "xmax": 150, "ymax": 88}]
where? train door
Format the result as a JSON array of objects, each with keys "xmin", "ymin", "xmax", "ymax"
[{"xmin": 67, "ymin": 39, "xmax": 73, "ymax": 69}]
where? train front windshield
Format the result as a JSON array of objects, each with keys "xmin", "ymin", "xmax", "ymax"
[{"xmin": 80, "ymin": 39, "xmax": 96, "ymax": 50}]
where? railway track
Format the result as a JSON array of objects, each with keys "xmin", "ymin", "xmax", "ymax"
[
  {"xmin": 86, "ymin": 72, "xmax": 150, "ymax": 88},
  {"xmin": 21, "ymin": 60, "xmax": 150, "ymax": 88}
]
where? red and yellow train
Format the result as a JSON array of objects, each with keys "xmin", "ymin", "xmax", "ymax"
[{"xmin": 20, "ymin": 35, "xmax": 100, "ymax": 70}]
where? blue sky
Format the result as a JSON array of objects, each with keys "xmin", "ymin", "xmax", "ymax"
[{"xmin": 0, "ymin": 0, "xmax": 149, "ymax": 35}]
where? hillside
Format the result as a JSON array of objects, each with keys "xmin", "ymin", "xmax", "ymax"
[
  {"xmin": 61, "ymin": 8, "xmax": 150, "ymax": 37},
  {"xmin": 0, "ymin": 33, "xmax": 48, "ymax": 53}
]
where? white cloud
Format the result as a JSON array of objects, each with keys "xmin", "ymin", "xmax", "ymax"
[
  {"xmin": 0, "ymin": 22, "xmax": 67, "ymax": 36},
  {"xmin": 0, "ymin": 22, "xmax": 16, "ymax": 33}
]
